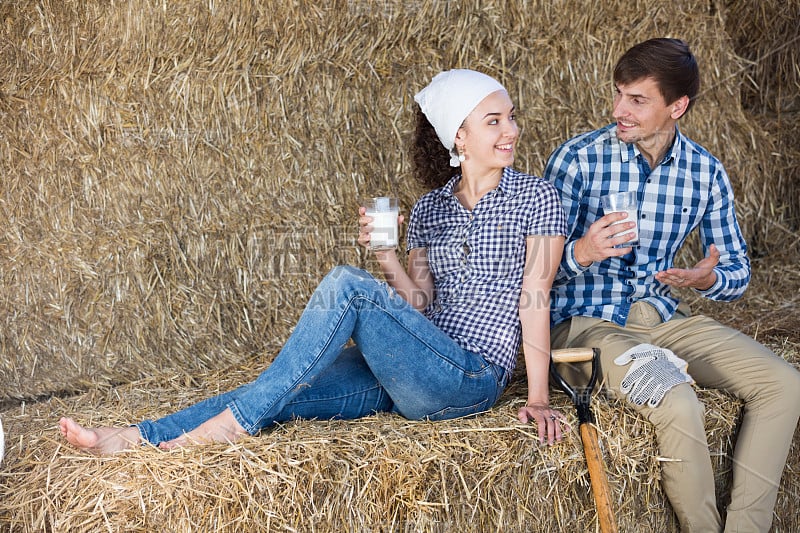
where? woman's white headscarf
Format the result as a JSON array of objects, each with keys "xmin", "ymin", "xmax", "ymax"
[{"xmin": 414, "ymin": 69, "xmax": 505, "ymax": 167}]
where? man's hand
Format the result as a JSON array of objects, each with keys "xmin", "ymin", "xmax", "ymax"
[
  {"xmin": 655, "ymin": 243, "xmax": 720, "ymax": 290},
  {"xmin": 574, "ymin": 212, "xmax": 637, "ymax": 266}
]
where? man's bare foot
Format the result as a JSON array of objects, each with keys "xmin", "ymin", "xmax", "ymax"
[
  {"xmin": 159, "ymin": 408, "xmax": 248, "ymax": 450},
  {"xmin": 59, "ymin": 417, "xmax": 141, "ymax": 455}
]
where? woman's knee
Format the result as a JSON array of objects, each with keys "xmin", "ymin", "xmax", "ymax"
[
  {"xmin": 318, "ymin": 266, "xmax": 376, "ymax": 295},
  {"xmin": 323, "ymin": 265, "xmax": 365, "ymax": 285}
]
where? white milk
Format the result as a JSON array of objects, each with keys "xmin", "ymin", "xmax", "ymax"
[
  {"xmin": 609, "ymin": 207, "xmax": 639, "ymax": 246},
  {"xmin": 601, "ymin": 191, "xmax": 639, "ymax": 248},
  {"xmin": 366, "ymin": 209, "xmax": 398, "ymax": 249}
]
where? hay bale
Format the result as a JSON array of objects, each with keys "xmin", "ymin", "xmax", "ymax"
[
  {"xmin": 723, "ymin": 0, "xmax": 800, "ymax": 114},
  {"xmin": 0, "ymin": 0, "xmax": 798, "ymax": 530},
  {"xmin": 0, "ymin": 0, "xmax": 792, "ymax": 400},
  {"xmin": 0, "ymin": 362, "xmax": 747, "ymax": 531},
  {"xmin": 721, "ymin": 0, "xmax": 800, "ymax": 245},
  {"xmin": 745, "ymin": 110, "xmax": 800, "ymax": 246},
  {"xmin": 1, "ymin": 340, "xmax": 797, "ymax": 532}
]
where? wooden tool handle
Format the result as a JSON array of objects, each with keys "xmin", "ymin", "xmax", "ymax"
[
  {"xmin": 551, "ymin": 347, "xmax": 595, "ymax": 364},
  {"xmin": 580, "ymin": 423, "xmax": 618, "ymax": 533}
]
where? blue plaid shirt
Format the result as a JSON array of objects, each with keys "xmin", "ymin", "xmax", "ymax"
[
  {"xmin": 544, "ymin": 123, "xmax": 750, "ymax": 327},
  {"xmin": 406, "ymin": 167, "xmax": 567, "ymax": 371}
]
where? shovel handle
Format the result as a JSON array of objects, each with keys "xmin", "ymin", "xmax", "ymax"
[
  {"xmin": 549, "ymin": 348, "xmax": 599, "ymax": 422},
  {"xmin": 581, "ymin": 422, "xmax": 618, "ymax": 533},
  {"xmin": 551, "ymin": 347, "xmax": 618, "ymax": 533},
  {"xmin": 551, "ymin": 347, "xmax": 595, "ymax": 364}
]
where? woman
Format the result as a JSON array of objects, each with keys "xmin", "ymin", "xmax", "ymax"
[{"xmin": 60, "ymin": 69, "xmax": 568, "ymax": 454}]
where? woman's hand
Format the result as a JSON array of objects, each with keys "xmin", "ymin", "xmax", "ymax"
[
  {"xmin": 357, "ymin": 206, "xmax": 373, "ymax": 250},
  {"xmin": 357, "ymin": 205, "xmax": 404, "ymax": 251},
  {"xmin": 517, "ymin": 403, "xmax": 570, "ymax": 446}
]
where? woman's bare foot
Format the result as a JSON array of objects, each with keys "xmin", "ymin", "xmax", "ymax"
[
  {"xmin": 59, "ymin": 417, "xmax": 141, "ymax": 455},
  {"xmin": 159, "ymin": 408, "xmax": 247, "ymax": 450}
]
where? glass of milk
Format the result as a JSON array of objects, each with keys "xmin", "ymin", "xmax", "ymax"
[
  {"xmin": 600, "ymin": 191, "xmax": 639, "ymax": 248},
  {"xmin": 364, "ymin": 196, "xmax": 399, "ymax": 250}
]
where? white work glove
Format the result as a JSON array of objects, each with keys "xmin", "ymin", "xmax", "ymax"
[{"xmin": 613, "ymin": 343, "xmax": 693, "ymax": 407}]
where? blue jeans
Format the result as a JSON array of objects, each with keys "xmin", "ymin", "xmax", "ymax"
[{"xmin": 137, "ymin": 266, "xmax": 509, "ymax": 445}]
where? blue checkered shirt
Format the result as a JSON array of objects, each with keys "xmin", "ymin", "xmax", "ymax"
[
  {"xmin": 544, "ymin": 123, "xmax": 750, "ymax": 327},
  {"xmin": 406, "ymin": 167, "xmax": 567, "ymax": 371}
]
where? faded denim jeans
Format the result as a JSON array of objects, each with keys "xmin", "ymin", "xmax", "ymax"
[{"xmin": 137, "ymin": 266, "xmax": 509, "ymax": 445}]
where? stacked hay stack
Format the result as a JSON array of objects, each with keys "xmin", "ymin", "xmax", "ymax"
[
  {"xmin": 0, "ymin": 0, "xmax": 797, "ymax": 531},
  {"xmin": 724, "ymin": 0, "xmax": 800, "ymax": 253}
]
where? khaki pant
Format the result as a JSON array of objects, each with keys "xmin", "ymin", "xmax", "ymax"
[{"xmin": 551, "ymin": 301, "xmax": 800, "ymax": 533}]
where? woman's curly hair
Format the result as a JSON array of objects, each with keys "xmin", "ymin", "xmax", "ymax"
[{"xmin": 411, "ymin": 108, "xmax": 459, "ymax": 190}]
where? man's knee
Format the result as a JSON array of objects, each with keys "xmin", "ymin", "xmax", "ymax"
[
  {"xmin": 643, "ymin": 383, "xmax": 706, "ymax": 431},
  {"xmin": 740, "ymin": 347, "xmax": 800, "ymax": 411},
  {"xmin": 771, "ymin": 360, "xmax": 800, "ymax": 413}
]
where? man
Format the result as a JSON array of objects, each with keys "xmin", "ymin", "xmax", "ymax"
[{"xmin": 543, "ymin": 38, "xmax": 800, "ymax": 532}]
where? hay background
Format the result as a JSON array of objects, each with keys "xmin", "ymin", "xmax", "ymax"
[{"xmin": 0, "ymin": 0, "xmax": 798, "ymax": 531}]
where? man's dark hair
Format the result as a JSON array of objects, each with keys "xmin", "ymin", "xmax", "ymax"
[{"xmin": 613, "ymin": 38, "xmax": 700, "ymax": 113}]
